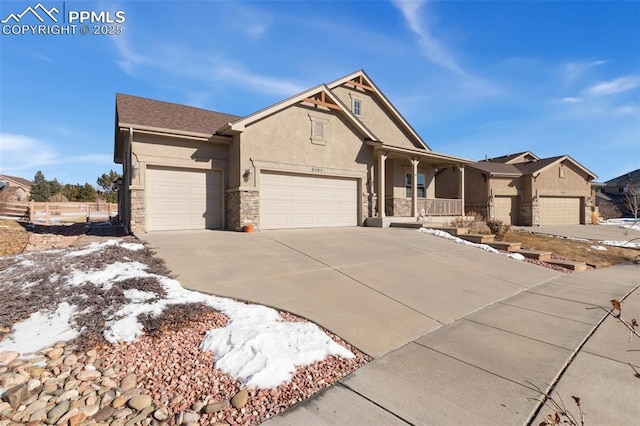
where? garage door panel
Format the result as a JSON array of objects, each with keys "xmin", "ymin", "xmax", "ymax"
[
  {"xmin": 494, "ymin": 196, "xmax": 518, "ymax": 225},
  {"xmin": 146, "ymin": 167, "xmax": 222, "ymax": 231},
  {"xmin": 539, "ymin": 197, "xmax": 580, "ymax": 225},
  {"xmin": 260, "ymin": 172, "xmax": 357, "ymax": 229}
]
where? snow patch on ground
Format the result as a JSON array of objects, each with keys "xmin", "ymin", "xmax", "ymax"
[
  {"xmin": 123, "ymin": 288, "xmax": 157, "ymax": 302},
  {"xmin": 2, "ymin": 240, "xmax": 355, "ymax": 389},
  {"xmin": 65, "ymin": 239, "xmax": 145, "ymax": 258},
  {"xmin": 67, "ymin": 261, "xmax": 149, "ymax": 290},
  {"xmin": 100, "ymin": 264, "xmax": 354, "ymax": 388},
  {"xmin": 0, "ymin": 302, "xmax": 80, "ymax": 357},
  {"xmin": 591, "ymin": 245, "xmax": 607, "ymax": 251},
  {"xmin": 599, "ymin": 240, "xmax": 640, "ymax": 249},
  {"xmin": 601, "ymin": 218, "xmax": 640, "ymax": 231},
  {"xmin": 418, "ymin": 228, "xmax": 525, "ymax": 261}
]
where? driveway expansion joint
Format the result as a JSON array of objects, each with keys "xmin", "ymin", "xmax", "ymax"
[
  {"xmin": 267, "ymin": 236, "xmax": 447, "ymax": 326},
  {"xmin": 336, "ymin": 382, "xmax": 415, "ymax": 425}
]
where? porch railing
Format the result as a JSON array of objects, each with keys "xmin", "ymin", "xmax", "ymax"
[{"xmin": 416, "ymin": 198, "xmax": 462, "ymax": 216}]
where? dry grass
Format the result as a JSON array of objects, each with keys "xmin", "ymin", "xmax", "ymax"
[
  {"xmin": 505, "ymin": 230, "xmax": 640, "ymax": 268},
  {"xmin": 0, "ymin": 219, "xmax": 29, "ymax": 257}
]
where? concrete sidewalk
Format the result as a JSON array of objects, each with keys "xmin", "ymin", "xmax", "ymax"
[{"xmin": 266, "ymin": 263, "xmax": 639, "ymax": 426}]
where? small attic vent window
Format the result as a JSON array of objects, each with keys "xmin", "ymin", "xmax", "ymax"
[
  {"xmin": 309, "ymin": 115, "xmax": 328, "ymax": 145},
  {"xmin": 313, "ymin": 121, "xmax": 324, "ymax": 139},
  {"xmin": 559, "ymin": 164, "xmax": 566, "ymax": 178}
]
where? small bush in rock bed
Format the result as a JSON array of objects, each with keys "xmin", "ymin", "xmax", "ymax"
[
  {"xmin": 486, "ymin": 219, "xmax": 511, "ymax": 241},
  {"xmin": 447, "ymin": 211, "xmax": 491, "ymax": 234}
]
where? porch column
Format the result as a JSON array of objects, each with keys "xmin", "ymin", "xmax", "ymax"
[
  {"xmin": 459, "ymin": 165, "xmax": 465, "ymax": 217},
  {"xmin": 411, "ymin": 158, "xmax": 419, "ymax": 216},
  {"xmin": 378, "ymin": 152, "xmax": 388, "ymax": 218}
]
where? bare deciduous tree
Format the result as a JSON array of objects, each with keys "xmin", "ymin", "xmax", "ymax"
[{"xmin": 623, "ymin": 179, "xmax": 640, "ymax": 219}]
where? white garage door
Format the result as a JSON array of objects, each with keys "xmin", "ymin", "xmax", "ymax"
[
  {"xmin": 493, "ymin": 196, "xmax": 518, "ymax": 225},
  {"xmin": 539, "ymin": 197, "xmax": 581, "ymax": 225},
  {"xmin": 260, "ymin": 172, "xmax": 357, "ymax": 229},
  {"xmin": 146, "ymin": 167, "xmax": 222, "ymax": 231}
]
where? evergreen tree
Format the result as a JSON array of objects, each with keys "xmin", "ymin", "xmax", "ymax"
[
  {"xmin": 79, "ymin": 183, "xmax": 97, "ymax": 202},
  {"xmin": 61, "ymin": 184, "xmax": 82, "ymax": 201},
  {"xmin": 29, "ymin": 171, "xmax": 52, "ymax": 201},
  {"xmin": 96, "ymin": 170, "xmax": 121, "ymax": 203}
]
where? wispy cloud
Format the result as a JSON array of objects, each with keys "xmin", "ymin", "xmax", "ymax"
[
  {"xmin": 0, "ymin": 133, "xmax": 57, "ymax": 172},
  {"xmin": 584, "ymin": 75, "xmax": 640, "ymax": 96},
  {"xmin": 26, "ymin": 51, "xmax": 53, "ymax": 63},
  {"xmin": 391, "ymin": 0, "xmax": 466, "ymax": 76},
  {"xmin": 111, "ymin": 36, "xmax": 306, "ymax": 97},
  {"xmin": 0, "ymin": 133, "xmax": 111, "ymax": 173},
  {"xmin": 612, "ymin": 104, "xmax": 640, "ymax": 116},
  {"xmin": 563, "ymin": 59, "xmax": 607, "ymax": 83},
  {"xmin": 562, "ymin": 97, "xmax": 582, "ymax": 103}
]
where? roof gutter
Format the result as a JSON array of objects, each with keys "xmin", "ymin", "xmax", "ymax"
[{"xmin": 118, "ymin": 122, "xmax": 230, "ymax": 142}]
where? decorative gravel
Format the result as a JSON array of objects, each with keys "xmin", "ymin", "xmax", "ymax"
[{"xmin": 0, "ymin": 236, "xmax": 372, "ymax": 425}]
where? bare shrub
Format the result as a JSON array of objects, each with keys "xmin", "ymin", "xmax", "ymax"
[
  {"xmin": 486, "ymin": 219, "xmax": 510, "ymax": 241},
  {"xmin": 598, "ymin": 203, "xmax": 622, "ymax": 220},
  {"xmin": 447, "ymin": 211, "xmax": 486, "ymax": 229}
]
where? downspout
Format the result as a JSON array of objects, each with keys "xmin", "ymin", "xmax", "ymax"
[{"xmin": 127, "ymin": 127, "xmax": 133, "ymax": 232}]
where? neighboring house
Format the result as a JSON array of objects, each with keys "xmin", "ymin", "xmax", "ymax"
[
  {"xmin": 0, "ymin": 174, "xmax": 32, "ymax": 202},
  {"xmin": 436, "ymin": 151, "xmax": 597, "ymax": 225},
  {"xmin": 597, "ymin": 169, "xmax": 640, "ymax": 217},
  {"xmin": 114, "ymin": 70, "xmax": 472, "ymax": 233}
]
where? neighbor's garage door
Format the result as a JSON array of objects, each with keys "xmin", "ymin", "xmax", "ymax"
[
  {"xmin": 539, "ymin": 197, "xmax": 581, "ymax": 225},
  {"xmin": 493, "ymin": 196, "xmax": 518, "ymax": 225},
  {"xmin": 146, "ymin": 167, "xmax": 222, "ymax": 231},
  {"xmin": 260, "ymin": 172, "xmax": 357, "ymax": 229}
]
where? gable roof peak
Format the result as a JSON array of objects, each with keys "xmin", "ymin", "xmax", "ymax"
[
  {"xmin": 325, "ymin": 69, "xmax": 430, "ymax": 151},
  {"xmin": 223, "ymin": 83, "xmax": 378, "ymax": 141}
]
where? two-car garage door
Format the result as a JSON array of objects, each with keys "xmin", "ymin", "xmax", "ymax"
[
  {"xmin": 146, "ymin": 167, "xmax": 222, "ymax": 231},
  {"xmin": 260, "ymin": 172, "xmax": 358, "ymax": 230}
]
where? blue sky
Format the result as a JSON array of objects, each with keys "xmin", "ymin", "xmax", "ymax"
[{"xmin": 1, "ymin": 0, "xmax": 638, "ymax": 186}]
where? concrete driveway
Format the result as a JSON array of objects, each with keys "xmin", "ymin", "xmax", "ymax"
[
  {"xmin": 143, "ymin": 227, "xmax": 561, "ymax": 357},
  {"xmin": 143, "ymin": 227, "xmax": 640, "ymax": 425},
  {"xmin": 514, "ymin": 223, "xmax": 640, "ymax": 242}
]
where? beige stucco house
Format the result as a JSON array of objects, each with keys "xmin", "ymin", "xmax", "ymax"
[
  {"xmin": 114, "ymin": 70, "xmax": 472, "ymax": 233},
  {"xmin": 0, "ymin": 174, "xmax": 31, "ymax": 202},
  {"xmin": 436, "ymin": 151, "xmax": 597, "ymax": 225}
]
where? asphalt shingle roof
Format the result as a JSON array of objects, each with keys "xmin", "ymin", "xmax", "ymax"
[
  {"xmin": 480, "ymin": 152, "xmax": 530, "ymax": 163},
  {"xmin": 468, "ymin": 162, "xmax": 522, "ymax": 175},
  {"xmin": 116, "ymin": 94, "xmax": 242, "ymax": 135},
  {"xmin": 605, "ymin": 169, "xmax": 640, "ymax": 186},
  {"xmin": 0, "ymin": 174, "xmax": 32, "ymax": 188}
]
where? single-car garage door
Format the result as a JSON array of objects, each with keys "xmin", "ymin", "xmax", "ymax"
[
  {"xmin": 260, "ymin": 172, "xmax": 357, "ymax": 229},
  {"xmin": 493, "ymin": 196, "xmax": 518, "ymax": 225},
  {"xmin": 539, "ymin": 197, "xmax": 581, "ymax": 225},
  {"xmin": 146, "ymin": 167, "xmax": 222, "ymax": 231}
]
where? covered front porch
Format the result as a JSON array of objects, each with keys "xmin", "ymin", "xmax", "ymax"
[{"xmin": 365, "ymin": 142, "xmax": 472, "ymax": 227}]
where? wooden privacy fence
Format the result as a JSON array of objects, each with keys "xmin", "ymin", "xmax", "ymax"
[
  {"xmin": 0, "ymin": 201, "xmax": 30, "ymax": 219},
  {"xmin": 27, "ymin": 201, "xmax": 118, "ymax": 224}
]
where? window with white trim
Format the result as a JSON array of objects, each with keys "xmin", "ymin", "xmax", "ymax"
[
  {"xmin": 405, "ymin": 172, "xmax": 426, "ymax": 197},
  {"xmin": 352, "ymin": 98, "xmax": 362, "ymax": 116}
]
